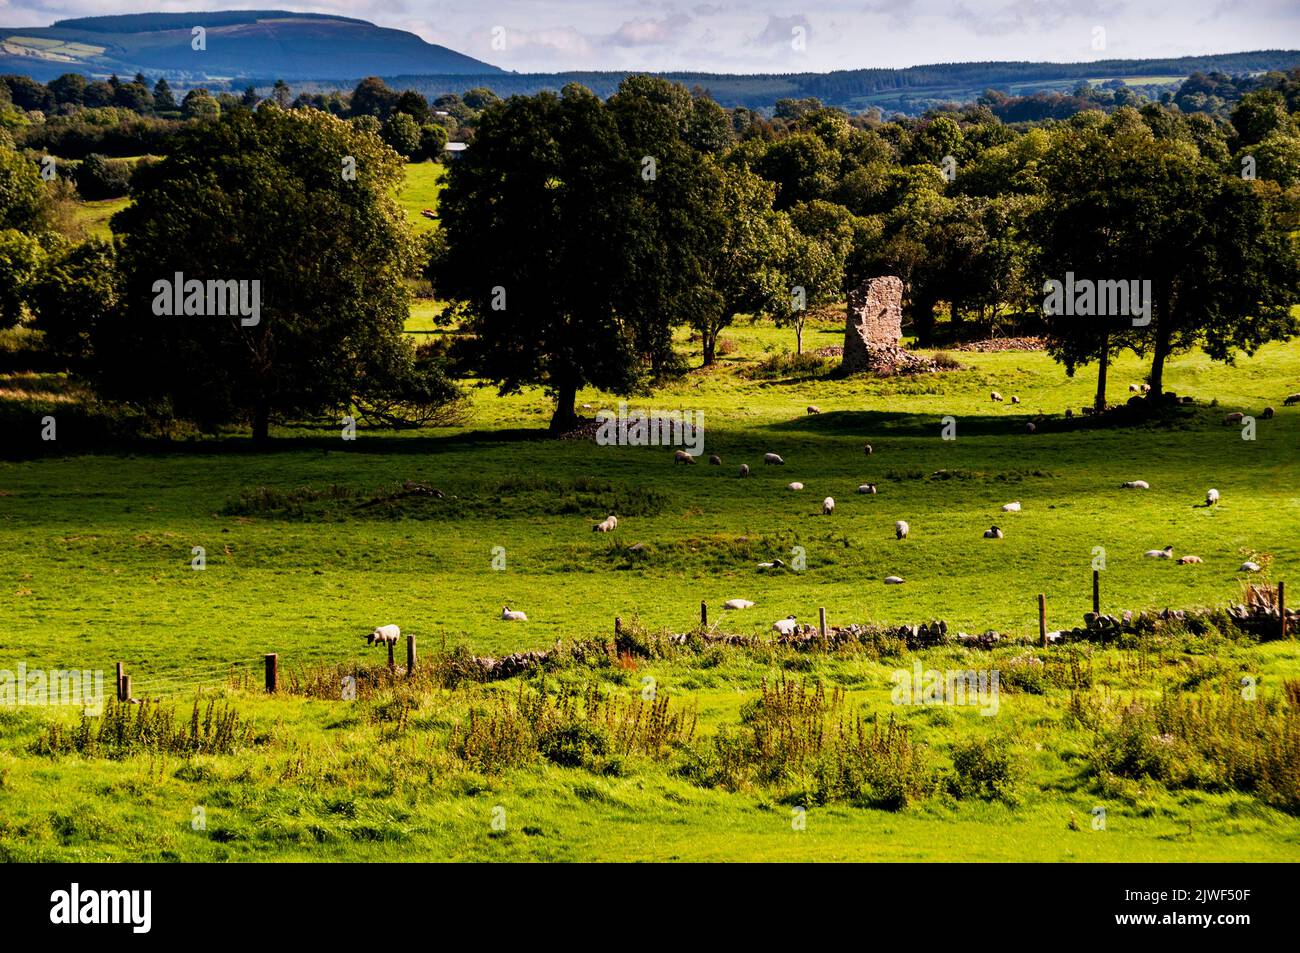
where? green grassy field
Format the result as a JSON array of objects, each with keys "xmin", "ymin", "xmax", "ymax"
[
  {"xmin": 1, "ymin": 312, "xmax": 1299, "ymax": 861},
  {"xmin": 5, "ymin": 162, "xmax": 1299, "ymax": 863}
]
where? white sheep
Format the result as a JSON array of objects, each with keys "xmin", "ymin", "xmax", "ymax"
[
  {"xmin": 1129, "ymin": 384, "xmax": 1139, "ymax": 393},
  {"xmin": 1262, "ymin": 407, "xmax": 1275, "ymax": 419},
  {"xmin": 1141, "ymin": 384, "xmax": 1151, "ymax": 393},
  {"xmin": 1206, "ymin": 488, "xmax": 1219, "ymax": 506},
  {"xmin": 983, "ymin": 526, "xmax": 1003, "ymax": 539},
  {"xmin": 807, "ymin": 405, "xmax": 821, "ymax": 415},
  {"xmin": 1240, "ymin": 561, "xmax": 1262, "ymax": 572},
  {"xmin": 1122, "ymin": 480, "xmax": 1150, "ymax": 489},
  {"xmin": 593, "ymin": 515, "xmax": 618, "ymax": 533},
  {"xmin": 1025, "ymin": 422, "xmax": 1036, "ymax": 434},
  {"xmin": 1224, "ymin": 412, "xmax": 1244, "ymax": 425},
  {"xmin": 674, "ymin": 449, "xmax": 696, "ymax": 464},
  {"xmin": 368, "ymin": 624, "xmax": 400, "ymax": 645},
  {"xmin": 822, "ymin": 497, "xmax": 835, "ymax": 514},
  {"xmin": 990, "ymin": 391, "xmax": 1004, "ymax": 402},
  {"xmin": 858, "ymin": 483, "xmax": 877, "ymax": 494},
  {"xmin": 772, "ymin": 615, "xmax": 798, "ymax": 636},
  {"xmin": 764, "ymin": 452, "xmax": 785, "ymax": 465},
  {"xmin": 709, "ymin": 454, "xmax": 722, "ymax": 465},
  {"xmin": 1284, "ymin": 393, "xmax": 1300, "ymax": 406},
  {"xmin": 724, "ymin": 599, "xmax": 756, "ymax": 610},
  {"xmin": 1143, "ymin": 545, "xmax": 1174, "ymax": 559},
  {"xmin": 738, "ymin": 463, "xmax": 750, "ymax": 477},
  {"xmin": 895, "ymin": 520, "xmax": 909, "ymax": 540},
  {"xmin": 1001, "ymin": 501, "xmax": 1021, "ymax": 512},
  {"xmin": 1010, "ymin": 395, "xmax": 1020, "ymax": 404},
  {"xmin": 884, "ymin": 576, "xmax": 905, "ymax": 585},
  {"xmin": 501, "ymin": 606, "xmax": 528, "ymax": 621},
  {"xmin": 788, "ymin": 482, "xmax": 804, "ymax": 491},
  {"xmin": 863, "ymin": 444, "xmax": 873, "ymax": 456},
  {"xmin": 1178, "ymin": 555, "xmax": 1203, "ymax": 564}
]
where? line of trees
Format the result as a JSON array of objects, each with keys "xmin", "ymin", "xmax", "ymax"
[{"xmin": 433, "ymin": 77, "xmax": 1300, "ymax": 427}]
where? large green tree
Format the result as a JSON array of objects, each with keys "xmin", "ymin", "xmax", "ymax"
[
  {"xmin": 435, "ymin": 85, "xmax": 641, "ymax": 432},
  {"xmin": 102, "ymin": 105, "xmax": 426, "ymax": 440}
]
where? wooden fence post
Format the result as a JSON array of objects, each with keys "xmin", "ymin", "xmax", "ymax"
[
  {"xmin": 819, "ymin": 607, "xmax": 828, "ymax": 640},
  {"xmin": 1092, "ymin": 570, "xmax": 1100, "ymax": 615},
  {"xmin": 1280, "ymin": 581, "xmax": 1287, "ymax": 640},
  {"xmin": 407, "ymin": 634, "xmax": 417, "ymax": 675},
  {"xmin": 387, "ymin": 641, "xmax": 395, "ymax": 673},
  {"xmin": 1038, "ymin": 594, "xmax": 1047, "ymax": 647},
  {"xmin": 116, "ymin": 662, "xmax": 125, "ymax": 702},
  {"xmin": 615, "ymin": 617, "xmax": 622, "ymax": 638},
  {"xmin": 120, "ymin": 674, "xmax": 131, "ymax": 702},
  {"xmin": 701, "ymin": 601, "xmax": 708, "ymax": 627},
  {"xmin": 264, "ymin": 653, "xmax": 278, "ymax": 693}
]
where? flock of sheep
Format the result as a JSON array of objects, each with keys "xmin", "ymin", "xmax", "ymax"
[{"xmin": 364, "ymin": 389, "xmax": 1294, "ymax": 641}]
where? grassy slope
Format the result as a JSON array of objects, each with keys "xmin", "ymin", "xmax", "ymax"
[{"xmin": 2, "ymin": 167, "xmax": 1298, "ymax": 862}]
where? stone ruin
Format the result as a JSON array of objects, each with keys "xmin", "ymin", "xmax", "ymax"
[{"xmin": 840, "ymin": 275, "xmax": 938, "ymax": 375}]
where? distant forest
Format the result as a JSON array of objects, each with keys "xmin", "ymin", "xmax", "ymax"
[{"xmin": 287, "ymin": 50, "xmax": 1300, "ymax": 116}]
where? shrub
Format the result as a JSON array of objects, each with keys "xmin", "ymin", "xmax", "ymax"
[
  {"xmin": 949, "ymin": 738, "xmax": 1023, "ymax": 804},
  {"xmin": 74, "ymin": 153, "xmax": 133, "ymax": 199}
]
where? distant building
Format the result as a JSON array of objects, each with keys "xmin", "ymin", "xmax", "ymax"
[{"xmin": 444, "ymin": 142, "xmax": 467, "ymax": 159}]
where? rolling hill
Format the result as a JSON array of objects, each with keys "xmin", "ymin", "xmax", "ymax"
[{"xmin": 0, "ymin": 10, "xmax": 502, "ymax": 81}]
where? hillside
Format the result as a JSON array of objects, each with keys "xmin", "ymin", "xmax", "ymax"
[
  {"xmin": 0, "ymin": 10, "xmax": 501, "ymax": 81},
  {"xmin": 356, "ymin": 49, "xmax": 1300, "ymax": 114}
]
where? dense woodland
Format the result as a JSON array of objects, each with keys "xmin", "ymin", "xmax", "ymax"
[{"xmin": 1, "ymin": 69, "xmax": 1298, "ymax": 438}]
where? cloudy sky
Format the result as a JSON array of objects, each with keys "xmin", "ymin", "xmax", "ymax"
[{"xmin": 2, "ymin": 0, "xmax": 1297, "ymax": 72}]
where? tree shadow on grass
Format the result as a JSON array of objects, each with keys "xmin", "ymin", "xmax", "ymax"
[{"xmin": 766, "ymin": 409, "xmax": 1043, "ymax": 438}]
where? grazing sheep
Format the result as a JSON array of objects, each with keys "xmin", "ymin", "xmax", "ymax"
[
  {"xmin": 1206, "ymin": 488, "xmax": 1220, "ymax": 506},
  {"xmin": 1143, "ymin": 545, "xmax": 1175, "ymax": 559},
  {"xmin": 1141, "ymin": 384, "xmax": 1151, "ymax": 393},
  {"xmin": 822, "ymin": 497, "xmax": 835, "ymax": 515},
  {"xmin": 884, "ymin": 576, "xmax": 905, "ymax": 585},
  {"xmin": 1240, "ymin": 561, "xmax": 1262, "ymax": 572},
  {"xmin": 1001, "ymin": 501, "xmax": 1022, "ymax": 512},
  {"xmin": 1224, "ymin": 412, "xmax": 1244, "ymax": 425},
  {"xmin": 1284, "ymin": 393, "xmax": 1300, "ymax": 406},
  {"xmin": 807, "ymin": 405, "xmax": 821, "ymax": 415},
  {"xmin": 501, "ymin": 606, "xmax": 528, "ymax": 621},
  {"xmin": 724, "ymin": 599, "xmax": 755, "ymax": 610},
  {"xmin": 757, "ymin": 558, "xmax": 787, "ymax": 571},
  {"xmin": 1025, "ymin": 422, "xmax": 1036, "ymax": 434},
  {"xmin": 1262, "ymin": 407, "xmax": 1275, "ymax": 419},
  {"xmin": 764, "ymin": 452, "xmax": 785, "ymax": 465},
  {"xmin": 674, "ymin": 449, "xmax": 696, "ymax": 464},
  {"xmin": 863, "ymin": 444, "xmax": 873, "ymax": 456},
  {"xmin": 788, "ymin": 482, "xmax": 805, "ymax": 491},
  {"xmin": 738, "ymin": 464, "xmax": 750, "ymax": 477},
  {"xmin": 1010, "ymin": 395, "xmax": 1020, "ymax": 404},
  {"xmin": 895, "ymin": 520, "xmax": 910, "ymax": 540},
  {"xmin": 368, "ymin": 624, "xmax": 400, "ymax": 645},
  {"xmin": 990, "ymin": 391, "xmax": 1004, "ymax": 402},
  {"xmin": 772, "ymin": 615, "xmax": 798, "ymax": 636},
  {"xmin": 708, "ymin": 454, "xmax": 722, "ymax": 465},
  {"xmin": 593, "ymin": 515, "xmax": 618, "ymax": 533},
  {"xmin": 1178, "ymin": 555, "xmax": 1203, "ymax": 564},
  {"xmin": 858, "ymin": 483, "xmax": 877, "ymax": 494},
  {"xmin": 1129, "ymin": 384, "xmax": 1139, "ymax": 393},
  {"xmin": 1122, "ymin": 480, "xmax": 1150, "ymax": 489},
  {"xmin": 983, "ymin": 526, "xmax": 1004, "ymax": 539}
]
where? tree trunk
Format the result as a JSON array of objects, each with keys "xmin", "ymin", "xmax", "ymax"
[
  {"xmin": 1149, "ymin": 324, "xmax": 1171, "ymax": 399},
  {"xmin": 911, "ymin": 298, "xmax": 937, "ymax": 344},
  {"xmin": 795, "ymin": 320, "xmax": 803, "ymax": 356},
  {"xmin": 548, "ymin": 377, "xmax": 579, "ymax": 433},
  {"xmin": 252, "ymin": 400, "xmax": 270, "ymax": 445},
  {"xmin": 1094, "ymin": 332, "xmax": 1110, "ymax": 413},
  {"xmin": 701, "ymin": 326, "xmax": 717, "ymax": 366}
]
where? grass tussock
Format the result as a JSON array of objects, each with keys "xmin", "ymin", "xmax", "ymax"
[
  {"xmin": 1076, "ymin": 689, "xmax": 1300, "ymax": 813},
  {"xmin": 449, "ymin": 682, "xmax": 696, "ymax": 774},
  {"xmin": 33, "ymin": 698, "xmax": 257, "ymax": 759}
]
